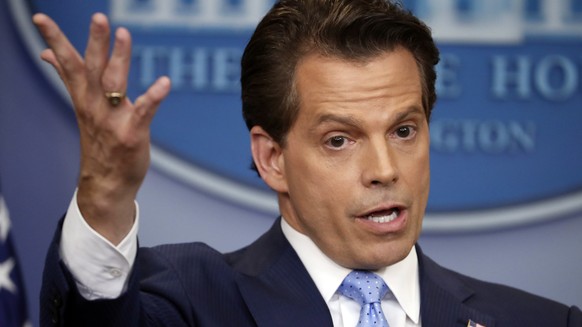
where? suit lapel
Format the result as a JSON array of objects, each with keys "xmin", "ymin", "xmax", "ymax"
[
  {"xmin": 232, "ymin": 218, "xmax": 333, "ymax": 327},
  {"xmin": 230, "ymin": 224, "xmax": 496, "ymax": 327},
  {"xmin": 417, "ymin": 246, "xmax": 496, "ymax": 327}
]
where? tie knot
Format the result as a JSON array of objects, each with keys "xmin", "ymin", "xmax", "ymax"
[{"xmin": 338, "ymin": 270, "xmax": 389, "ymax": 305}]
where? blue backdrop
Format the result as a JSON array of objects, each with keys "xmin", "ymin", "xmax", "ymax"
[{"xmin": 0, "ymin": 1, "xmax": 581, "ymax": 325}]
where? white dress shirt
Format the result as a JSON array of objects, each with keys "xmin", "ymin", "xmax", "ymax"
[
  {"xmin": 61, "ymin": 193, "xmax": 421, "ymax": 326},
  {"xmin": 60, "ymin": 191, "xmax": 138, "ymax": 300},
  {"xmin": 281, "ymin": 219, "xmax": 421, "ymax": 327}
]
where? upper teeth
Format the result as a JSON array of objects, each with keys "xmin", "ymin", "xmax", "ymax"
[{"xmin": 367, "ymin": 210, "xmax": 398, "ymax": 223}]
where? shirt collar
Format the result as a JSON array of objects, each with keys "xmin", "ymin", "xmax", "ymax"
[{"xmin": 281, "ymin": 218, "xmax": 420, "ymax": 324}]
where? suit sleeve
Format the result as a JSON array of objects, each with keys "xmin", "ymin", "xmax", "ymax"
[
  {"xmin": 568, "ymin": 305, "xmax": 582, "ymax": 327},
  {"xmin": 39, "ymin": 217, "xmax": 193, "ymax": 327}
]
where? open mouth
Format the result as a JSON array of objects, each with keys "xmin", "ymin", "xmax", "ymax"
[{"xmin": 363, "ymin": 207, "xmax": 401, "ymax": 223}]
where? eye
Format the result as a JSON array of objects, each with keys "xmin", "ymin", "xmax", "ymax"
[
  {"xmin": 325, "ymin": 135, "xmax": 350, "ymax": 149},
  {"xmin": 395, "ymin": 126, "xmax": 416, "ymax": 139}
]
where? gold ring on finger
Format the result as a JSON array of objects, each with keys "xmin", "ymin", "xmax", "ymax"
[{"xmin": 104, "ymin": 91, "xmax": 126, "ymax": 107}]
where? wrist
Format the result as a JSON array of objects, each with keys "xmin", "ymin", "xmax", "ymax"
[{"xmin": 77, "ymin": 178, "xmax": 138, "ymax": 245}]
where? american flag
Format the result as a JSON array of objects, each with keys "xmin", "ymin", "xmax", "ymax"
[
  {"xmin": 0, "ymin": 184, "xmax": 30, "ymax": 327},
  {"xmin": 467, "ymin": 319, "xmax": 486, "ymax": 327}
]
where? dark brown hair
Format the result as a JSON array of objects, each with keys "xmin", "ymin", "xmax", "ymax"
[{"xmin": 241, "ymin": 0, "xmax": 439, "ymax": 146}]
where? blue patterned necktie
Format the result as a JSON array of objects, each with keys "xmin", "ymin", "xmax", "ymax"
[{"xmin": 338, "ymin": 270, "xmax": 390, "ymax": 327}]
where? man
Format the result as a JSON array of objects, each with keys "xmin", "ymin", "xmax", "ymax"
[{"xmin": 34, "ymin": 0, "xmax": 581, "ymax": 326}]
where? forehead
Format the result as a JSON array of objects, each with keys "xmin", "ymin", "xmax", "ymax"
[{"xmin": 293, "ymin": 48, "xmax": 423, "ymax": 120}]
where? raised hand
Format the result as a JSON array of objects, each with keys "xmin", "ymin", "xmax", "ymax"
[{"xmin": 33, "ymin": 13, "xmax": 171, "ymax": 244}]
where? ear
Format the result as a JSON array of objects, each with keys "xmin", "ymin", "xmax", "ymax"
[{"xmin": 250, "ymin": 126, "xmax": 288, "ymax": 193}]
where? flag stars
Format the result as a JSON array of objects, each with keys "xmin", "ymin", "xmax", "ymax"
[
  {"xmin": 0, "ymin": 200, "xmax": 11, "ymax": 242},
  {"xmin": 0, "ymin": 258, "xmax": 17, "ymax": 294},
  {"xmin": 0, "ymin": 195, "xmax": 29, "ymax": 325}
]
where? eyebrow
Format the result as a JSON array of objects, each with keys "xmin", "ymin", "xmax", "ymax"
[
  {"xmin": 312, "ymin": 106, "xmax": 425, "ymax": 130},
  {"xmin": 314, "ymin": 113, "xmax": 361, "ymax": 129}
]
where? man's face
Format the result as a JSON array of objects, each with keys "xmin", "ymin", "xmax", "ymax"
[{"xmin": 278, "ymin": 48, "xmax": 430, "ymax": 270}]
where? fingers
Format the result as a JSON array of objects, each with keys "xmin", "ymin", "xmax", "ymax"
[
  {"xmin": 34, "ymin": 12, "xmax": 168, "ymax": 117},
  {"xmin": 101, "ymin": 27, "xmax": 132, "ymax": 97},
  {"xmin": 32, "ymin": 13, "xmax": 85, "ymax": 89},
  {"xmin": 135, "ymin": 76, "xmax": 172, "ymax": 124},
  {"xmin": 84, "ymin": 13, "xmax": 111, "ymax": 93},
  {"xmin": 39, "ymin": 49, "xmax": 64, "ymax": 77}
]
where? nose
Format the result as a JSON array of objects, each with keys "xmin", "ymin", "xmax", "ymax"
[{"xmin": 361, "ymin": 138, "xmax": 398, "ymax": 187}]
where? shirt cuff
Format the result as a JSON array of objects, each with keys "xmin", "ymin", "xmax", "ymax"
[{"xmin": 59, "ymin": 189, "xmax": 139, "ymax": 300}]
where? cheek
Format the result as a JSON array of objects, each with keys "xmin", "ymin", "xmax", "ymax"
[
  {"xmin": 414, "ymin": 150, "xmax": 431, "ymax": 205},
  {"xmin": 401, "ymin": 141, "xmax": 430, "ymax": 199},
  {"xmin": 416, "ymin": 154, "xmax": 430, "ymax": 186},
  {"xmin": 414, "ymin": 135, "xmax": 431, "ymax": 176},
  {"xmin": 289, "ymin": 164, "xmax": 346, "ymax": 206},
  {"xmin": 286, "ymin": 155, "xmax": 355, "ymax": 218}
]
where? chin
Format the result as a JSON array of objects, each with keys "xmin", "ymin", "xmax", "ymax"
[
  {"xmin": 373, "ymin": 241, "xmax": 415, "ymax": 269},
  {"xmin": 347, "ymin": 245, "xmax": 413, "ymax": 270}
]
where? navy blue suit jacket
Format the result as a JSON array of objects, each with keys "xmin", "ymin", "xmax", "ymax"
[{"xmin": 41, "ymin": 218, "xmax": 581, "ymax": 326}]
